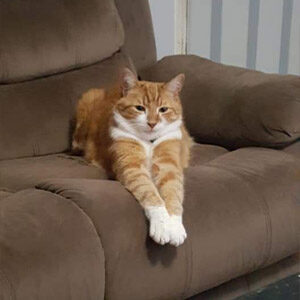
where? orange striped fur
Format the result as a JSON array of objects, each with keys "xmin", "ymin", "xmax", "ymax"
[{"xmin": 73, "ymin": 69, "xmax": 193, "ymax": 246}]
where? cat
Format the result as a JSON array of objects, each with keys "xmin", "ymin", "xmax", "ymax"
[{"xmin": 72, "ymin": 68, "xmax": 193, "ymax": 246}]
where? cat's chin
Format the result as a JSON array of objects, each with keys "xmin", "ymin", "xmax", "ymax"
[
  {"xmin": 138, "ymin": 130, "xmax": 162, "ymax": 142},
  {"xmin": 138, "ymin": 119, "xmax": 182, "ymax": 142}
]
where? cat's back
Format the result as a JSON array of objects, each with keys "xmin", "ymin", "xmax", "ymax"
[{"xmin": 77, "ymin": 84, "xmax": 121, "ymax": 124}]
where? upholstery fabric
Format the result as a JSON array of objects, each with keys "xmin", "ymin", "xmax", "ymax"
[
  {"xmin": 140, "ymin": 55, "xmax": 300, "ymax": 149},
  {"xmin": 1, "ymin": 0, "xmax": 299, "ymax": 298},
  {"xmin": 115, "ymin": 0, "xmax": 157, "ymax": 72},
  {"xmin": 283, "ymin": 140, "xmax": 300, "ymax": 159},
  {"xmin": 0, "ymin": 190, "xmax": 11, "ymax": 201},
  {"xmin": 0, "ymin": 153, "xmax": 107, "ymax": 192},
  {"xmin": 190, "ymin": 253, "xmax": 299, "ymax": 300},
  {"xmin": 0, "ymin": 0, "xmax": 124, "ymax": 83},
  {"xmin": 0, "ymin": 52, "xmax": 133, "ymax": 160},
  {"xmin": 36, "ymin": 147, "xmax": 300, "ymax": 299},
  {"xmin": 190, "ymin": 143, "xmax": 228, "ymax": 166},
  {"xmin": 0, "ymin": 189, "xmax": 105, "ymax": 300},
  {"xmin": 0, "ymin": 144, "xmax": 227, "ymax": 192}
]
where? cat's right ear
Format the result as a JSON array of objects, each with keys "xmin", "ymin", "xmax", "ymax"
[{"xmin": 121, "ymin": 68, "xmax": 137, "ymax": 96}]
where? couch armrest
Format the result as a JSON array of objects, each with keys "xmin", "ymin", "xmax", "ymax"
[
  {"xmin": 140, "ymin": 55, "xmax": 300, "ymax": 149},
  {"xmin": 0, "ymin": 189, "xmax": 105, "ymax": 300}
]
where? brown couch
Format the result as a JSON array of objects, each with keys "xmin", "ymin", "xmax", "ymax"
[{"xmin": 0, "ymin": 0, "xmax": 299, "ymax": 299}]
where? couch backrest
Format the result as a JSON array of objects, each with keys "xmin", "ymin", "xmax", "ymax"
[
  {"xmin": 0, "ymin": 0, "xmax": 125, "ymax": 83},
  {"xmin": 0, "ymin": 0, "xmax": 157, "ymax": 160},
  {"xmin": 115, "ymin": 0, "xmax": 157, "ymax": 72}
]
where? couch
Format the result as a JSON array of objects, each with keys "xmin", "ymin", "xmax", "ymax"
[{"xmin": 0, "ymin": 0, "xmax": 299, "ymax": 299}]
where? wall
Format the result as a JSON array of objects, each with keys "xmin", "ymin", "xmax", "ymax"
[
  {"xmin": 149, "ymin": 0, "xmax": 175, "ymax": 59},
  {"xmin": 149, "ymin": 0, "xmax": 300, "ymax": 75}
]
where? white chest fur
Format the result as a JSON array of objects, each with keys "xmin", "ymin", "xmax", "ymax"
[{"xmin": 110, "ymin": 112, "xmax": 182, "ymax": 162}]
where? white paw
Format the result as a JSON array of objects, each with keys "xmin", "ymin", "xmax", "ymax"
[
  {"xmin": 145, "ymin": 207, "xmax": 187, "ymax": 246},
  {"xmin": 145, "ymin": 206, "xmax": 170, "ymax": 245},
  {"xmin": 168, "ymin": 215, "xmax": 187, "ymax": 247}
]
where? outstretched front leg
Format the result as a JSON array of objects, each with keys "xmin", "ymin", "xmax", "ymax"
[
  {"xmin": 152, "ymin": 139, "xmax": 187, "ymax": 246},
  {"xmin": 110, "ymin": 139, "xmax": 171, "ymax": 245}
]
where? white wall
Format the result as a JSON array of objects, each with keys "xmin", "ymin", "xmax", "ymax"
[
  {"xmin": 149, "ymin": 0, "xmax": 175, "ymax": 59},
  {"xmin": 149, "ymin": 0, "xmax": 300, "ymax": 75}
]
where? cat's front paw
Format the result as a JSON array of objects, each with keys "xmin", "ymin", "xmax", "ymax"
[
  {"xmin": 168, "ymin": 215, "xmax": 187, "ymax": 247},
  {"xmin": 145, "ymin": 206, "xmax": 170, "ymax": 245}
]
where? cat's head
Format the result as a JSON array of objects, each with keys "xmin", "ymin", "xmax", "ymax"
[{"xmin": 114, "ymin": 68, "xmax": 185, "ymax": 141}]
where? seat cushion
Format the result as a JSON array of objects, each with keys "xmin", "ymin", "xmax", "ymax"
[
  {"xmin": 283, "ymin": 140, "xmax": 300, "ymax": 159},
  {"xmin": 0, "ymin": 0, "xmax": 124, "ymax": 83},
  {"xmin": 0, "ymin": 189, "xmax": 105, "ymax": 300},
  {"xmin": 0, "ymin": 153, "xmax": 107, "ymax": 192},
  {"xmin": 190, "ymin": 253, "xmax": 300, "ymax": 300},
  {"xmin": 36, "ymin": 147, "xmax": 300, "ymax": 300},
  {"xmin": 190, "ymin": 143, "xmax": 228, "ymax": 166},
  {"xmin": 0, "ymin": 143, "xmax": 228, "ymax": 192},
  {"xmin": 0, "ymin": 190, "xmax": 12, "ymax": 201}
]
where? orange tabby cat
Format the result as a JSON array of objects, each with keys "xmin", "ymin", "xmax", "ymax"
[{"xmin": 72, "ymin": 68, "xmax": 193, "ymax": 246}]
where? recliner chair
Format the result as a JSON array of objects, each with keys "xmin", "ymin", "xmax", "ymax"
[{"xmin": 0, "ymin": 0, "xmax": 299, "ymax": 299}]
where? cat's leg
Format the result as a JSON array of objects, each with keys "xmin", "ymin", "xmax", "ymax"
[
  {"xmin": 73, "ymin": 89, "xmax": 103, "ymax": 153},
  {"xmin": 111, "ymin": 139, "xmax": 171, "ymax": 245},
  {"xmin": 152, "ymin": 139, "xmax": 187, "ymax": 246},
  {"xmin": 84, "ymin": 139, "xmax": 99, "ymax": 167},
  {"xmin": 72, "ymin": 120, "xmax": 87, "ymax": 153}
]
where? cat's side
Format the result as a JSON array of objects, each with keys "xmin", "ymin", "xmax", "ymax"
[{"xmin": 72, "ymin": 68, "xmax": 193, "ymax": 246}]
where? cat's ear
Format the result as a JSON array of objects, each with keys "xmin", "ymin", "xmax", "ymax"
[
  {"xmin": 121, "ymin": 68, "xmax": 137, "ymax": 96},
  {"xmin": 164, "ymin": 73, "xmax": 185, "ymax": 96}
]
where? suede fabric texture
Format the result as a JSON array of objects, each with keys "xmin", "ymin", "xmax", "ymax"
[
  {"xmin": 0, "ymin": 143, "xmax": 226, "ymax": 192},
  {"xmin": 115, "ymin": 0, "xmax": 157, "ymax": 72},
  {"xmin": 1, "ymin": 0, "xmax": 300, "ymax": 298},
  {"xmin": 0, "ymin": 153, "xmax": 107, "ymax": 192},
  {"xmin": 36, "ymin": 147, "xmax": 300, "ymax": 299},
  {"xmin": 140, "ymin": 55, "xmax": 300, "ymax": 149},
  {"xmin": 189, "ymin": 143, "xmax": 228, "ymax": 166},
  {"xmin": 0, "ymin": 0, "xmax": 124, "ymax": 83},
  {"xmin": 283, "ymin": 140, "xmax": 300, "ymax": 159},
  {"xmin": 190, "ymin": 253, "xmax": 299, "ymax": 300},
  {"xmin": 0, "ymin": 189, "xmax": 105, "ymax": 300},
  {"xmin": 0, "ymin": 190, "xmax": 11, "ymax": 201},
  {"xmin": 0, "ymin": 52, "xmax": 133, "ymax": 160}
]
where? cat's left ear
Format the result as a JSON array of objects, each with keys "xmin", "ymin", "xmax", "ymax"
[
  {"xmin": 121, "ymin": 68, "xmax": 138, "ymax": 96},
  {"xmin": 164, "ymin": 73, "xmax": 185, "ymax": 96}
]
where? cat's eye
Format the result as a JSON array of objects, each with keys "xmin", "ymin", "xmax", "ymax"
[
  {"xmin": 135, "ymin": 105, "xmax": 145, "ymax": 112},
  {"xmin": 159, "ymin": 107, "xmax": 168, "ymax": 113}
]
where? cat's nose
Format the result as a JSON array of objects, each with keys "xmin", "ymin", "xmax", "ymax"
[{"xmin": 147, "ymin": 122, "xmax": 157, "ymax": 129}]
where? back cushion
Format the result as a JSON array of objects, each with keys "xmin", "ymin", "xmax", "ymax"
[
  {"xmin": 0, "ymin": 52, "xmax": 134, "ymax": 160},
  {"xmin": 0, "ymin": 0, "xmax": 124, "ymax": 83},
  {"xmin": 114, "ymin": 0, "xmax": 157, "ymax": 72}
]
